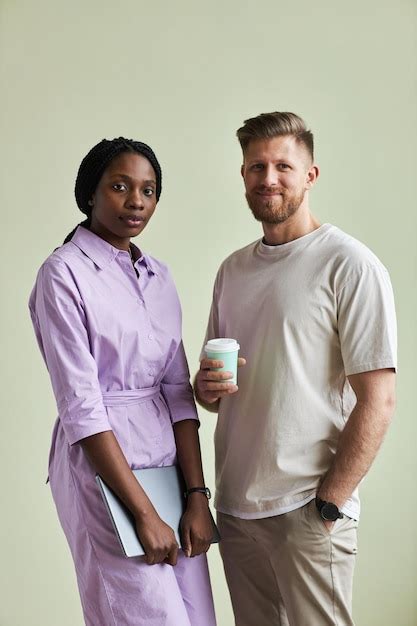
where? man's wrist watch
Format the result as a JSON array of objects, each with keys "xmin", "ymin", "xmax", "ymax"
[
  {"xmin": 184, "ymin": 486, "xmax": 212, "ymax": 500},
  {"xmin": 315, "ymin": 496, "xmax": 343, "ymax": 521}
]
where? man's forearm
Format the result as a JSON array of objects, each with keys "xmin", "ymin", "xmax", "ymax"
[{"xmin": 318, "ymin": 394, "xmax": 395, "ymax": 508}]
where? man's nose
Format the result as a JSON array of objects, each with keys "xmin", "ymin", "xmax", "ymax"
[{"xmin": 261, "ymin": 165, "xmax": 278, "ymax": 187}]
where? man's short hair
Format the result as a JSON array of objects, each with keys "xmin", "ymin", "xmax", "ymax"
[{"xmin": 236, "ymin": 112, "xmax": 314, "ymax": 161}]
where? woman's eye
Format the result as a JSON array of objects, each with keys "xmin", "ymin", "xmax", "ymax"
[
  {"xmin": 144, "ymin": 188, "xmax": 155, "ymax": 196},
  {"xmin": 112, "ymin": 183, "xmax": 127, "ymax": 191}
]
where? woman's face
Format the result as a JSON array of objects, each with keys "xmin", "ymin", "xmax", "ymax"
[{"xmin": 89, "ymin": 151, "xmax": 158, "ymax": 250}]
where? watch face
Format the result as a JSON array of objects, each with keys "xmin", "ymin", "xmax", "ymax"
[{"xmin": 321, "ymin": 502, "xmax": 340, "ymax": 521}]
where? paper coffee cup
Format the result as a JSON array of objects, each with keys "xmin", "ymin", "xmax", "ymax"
[{"xmin": 204, "ymin": 338, "xmax": 240, "ymax": 385}]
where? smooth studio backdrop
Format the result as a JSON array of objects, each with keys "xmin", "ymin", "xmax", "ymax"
[{"xmin": 1, "ymin": 1, "xmax": 416, "ymax": 624}]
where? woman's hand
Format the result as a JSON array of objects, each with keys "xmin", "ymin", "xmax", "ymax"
[
  {"xmin": 135, "ymin": 511, "xmax": 179, "ymax": 566},
  {"xmin": 180, "ymin": 493, "xmax": 213, "ymax": 557}
]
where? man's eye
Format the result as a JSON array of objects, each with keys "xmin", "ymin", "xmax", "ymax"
[
  {"xmin": 251, "ymin": 164, "xmax": 264, "ymax": 171},
  {"xmin": 144, "ymin": 188, "xmax": 155, "ymax": 196},
  {"xmin": 112, "ymin": 183, "xmax": 127, "ymax": 191},
  {"xmin": 278, "ymin": 164, "xmax": 290, "ymax": 170}
]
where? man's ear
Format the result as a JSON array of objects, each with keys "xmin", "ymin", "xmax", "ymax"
[
  {"xmin": 240, "ymin": 164, "xmax": 244, "ymax": 179},
  {"xmin": 305, "ymin": 164, "xmax": 319, "ymax": 189}
]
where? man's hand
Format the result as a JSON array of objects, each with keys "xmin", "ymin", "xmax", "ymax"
[
  {"xmin": 195, "ymin": 357, "xmax": 246, "ymax": 407},
  {"xmin": 322, "ymin": 520, "xmax": 335, "ymax": 532}
]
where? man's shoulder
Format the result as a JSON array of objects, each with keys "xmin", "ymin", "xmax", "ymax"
[
  {"xmin": 323, "ymin": 225, "xmax": 388, "ymax": 273},
  {"xmin": 217, "ymin": 239, "xmax": 260, "ymax": 272}
]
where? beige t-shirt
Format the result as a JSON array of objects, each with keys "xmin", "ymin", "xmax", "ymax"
[{"xmin": 202, "ymin": 224, "xmax": 397, "ymax": 520}]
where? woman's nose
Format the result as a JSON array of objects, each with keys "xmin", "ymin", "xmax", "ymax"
[{"xmin": 127, "ymin": 188, "xmax": 144, "ymax": 209}]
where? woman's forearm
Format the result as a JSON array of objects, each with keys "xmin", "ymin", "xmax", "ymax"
[
  {"xmin": 172, "ymin": 419, "xmax": 206, "ymax": 490},
  {"xmin": 80, "ymin": 430, "xmax": 156, "ymax": 520}
]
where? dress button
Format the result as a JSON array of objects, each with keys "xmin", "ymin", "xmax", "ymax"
[
  {"xmin": 148, "ymin": 370, "xmax": 153, "ymax": 377},
  {"xmin": 148, "ymin": 333, "xmax": 153, "ymax": 340}
]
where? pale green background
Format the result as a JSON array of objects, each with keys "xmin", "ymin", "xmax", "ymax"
[{"xmin": 1, "ymin": 0, "xmax": 416, "ymax": 624}]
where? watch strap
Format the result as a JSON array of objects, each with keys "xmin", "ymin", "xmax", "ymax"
[{"xmin": 184, "ymin": 486, "xmax": 211, "ymax": 500}]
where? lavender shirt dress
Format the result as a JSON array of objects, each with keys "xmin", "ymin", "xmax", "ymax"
[{"xmin": 29, "ymin": 226, "xmax": 216, "ymax": 626}]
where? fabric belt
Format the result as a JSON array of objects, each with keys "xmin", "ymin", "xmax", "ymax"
[{"xmin": 102, "ymin": 385, "xmax": 161, "ymax": 406}]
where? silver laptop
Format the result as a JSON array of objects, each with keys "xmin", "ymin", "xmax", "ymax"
[{"xmin": 96, "ymin": 465, "xmax": 220, "ymax": 557}]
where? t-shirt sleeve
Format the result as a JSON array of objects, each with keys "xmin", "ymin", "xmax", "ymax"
[
  {"xmin": 337, "ymin": 263, "xmax": 397, "ymax": 376},
  {"xmin": 29, "ymin": 259, "xmax": 112, "ymax": 445},
  {"xmin": 199, "ymin": 273, "xmax": 221, "ymax": 361}
]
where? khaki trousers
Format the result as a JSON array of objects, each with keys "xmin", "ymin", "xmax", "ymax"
[{"xmin": 217, "ymin": 501, "xmax": 358, "ymax": 626}]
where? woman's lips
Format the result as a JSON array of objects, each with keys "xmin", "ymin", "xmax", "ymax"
[{"xmin": 119, "ymin": 215, "xmax": 145, "ymax": 227}]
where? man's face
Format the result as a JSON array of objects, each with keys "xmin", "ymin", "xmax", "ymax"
[{"xmin": 242, "ymin": 135, "xmax": 315, "ymax": 224}]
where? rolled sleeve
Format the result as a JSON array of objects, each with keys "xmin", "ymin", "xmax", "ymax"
[
  {"xmin": 29, "ymin": 259, "xmax": 111, "ymax": 445},
  {"xmin": 160, "ymin": 341, "xmax": 199, "ymax": 424}
]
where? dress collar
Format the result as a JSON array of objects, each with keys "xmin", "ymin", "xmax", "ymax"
[{"xmin": 70, "ymin": 226, "xmax": 157, "ymax": 275}]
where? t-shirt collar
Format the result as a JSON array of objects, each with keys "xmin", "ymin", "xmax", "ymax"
[{"xmin": 258, "ymin": 223, "xmax": 332, "ymax": 255}]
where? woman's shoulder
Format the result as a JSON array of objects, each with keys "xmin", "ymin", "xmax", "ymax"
[
  {"xmin": 45, "ymin": 240, "xmax": 80, "ymax": 264},
  {"xmin": 35, "ymin": 241, "xmax": 85, "ymax": 285}
]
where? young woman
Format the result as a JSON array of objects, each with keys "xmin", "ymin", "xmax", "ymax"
[{"xmin": 29, "ymin": 138, "xmax": 217, "ymax": 626}]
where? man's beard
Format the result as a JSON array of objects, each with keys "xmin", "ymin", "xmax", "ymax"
[{"xmin": 246, "ymin": 188, "xmax": 305, "ymax": 224}]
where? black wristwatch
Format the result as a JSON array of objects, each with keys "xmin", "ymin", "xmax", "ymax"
[
  {"xmin": 315, "ymin": 496, "xmax": 343, "ymax": 522},
  {"xmin": 184, "ymin": 487, "xmax": 212, "ymax": 500}
]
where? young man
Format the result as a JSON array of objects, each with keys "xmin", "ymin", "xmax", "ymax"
[{"xmin": 195, "ymin": 112, "xmax": 397, "ymax": 626}]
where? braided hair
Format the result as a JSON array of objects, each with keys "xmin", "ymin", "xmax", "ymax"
[{"xmin": 63, "ymin": 137, "xmax": 162, "ymax": 244}]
